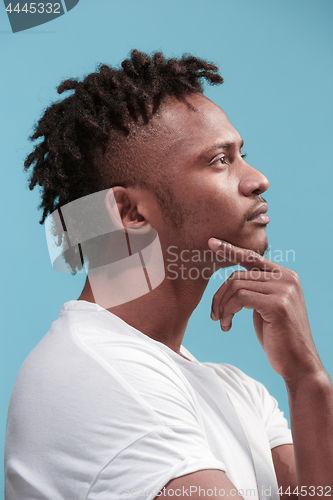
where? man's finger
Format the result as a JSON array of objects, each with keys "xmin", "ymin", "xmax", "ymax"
[
  {"xmin": 214, "ymin": 280, "xmax": 279, "ymax": 324},
  {"xmin": 208, "ymin": 237, "xmax": 282, "ymax": 272},
  {"xmin": 211, "ymin": 269, "xmax": 283, "ymax": 319},
  {"xmin": 221, "ymin": 289, "xmax": 274, "ymax": 328}
]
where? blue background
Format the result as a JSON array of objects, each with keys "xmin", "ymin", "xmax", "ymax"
[{"xmin": 1, "ymin": 0, "xmax": 333, "ymax": 493}]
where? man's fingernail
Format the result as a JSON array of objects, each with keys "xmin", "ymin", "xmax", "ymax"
[
  {"xmin": 210, "ymin": 238, "xmax": 222, "ymax": 248},
  {"xmin": 211, "ymin": 310, "xmax": 217, "ymax": 320}
]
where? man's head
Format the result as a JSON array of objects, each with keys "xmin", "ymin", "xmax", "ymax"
[
  {"xmin": 25, "ymin": 50, "xmax": 223, "ymax": 272},
  {"xmin": 25, "ymin": 50, "xmax": 269, "ymax": 275}
]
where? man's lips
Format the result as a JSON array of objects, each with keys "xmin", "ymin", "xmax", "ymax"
[{"xmin": 247, "ymin": 203, "xmax": 270, "ymax": 224}]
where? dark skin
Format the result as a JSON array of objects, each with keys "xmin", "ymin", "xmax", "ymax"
[{"xmin": 79, "ymin": 93, "xmax": 333, "ymax": 499}]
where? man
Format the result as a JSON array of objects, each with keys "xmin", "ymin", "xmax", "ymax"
[{"xmin": 5, "ymin": 50, "xmax": 333, "ymax": 499}]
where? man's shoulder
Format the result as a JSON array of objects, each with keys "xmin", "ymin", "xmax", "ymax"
[
  {"xmin": 200, "ymin": 361, "xmax": 273, "ymax": 409},
  {"xmin": 9, "ymin": 301, "xmax": 171, "ymax": 431},
  {"xmin": 16, "ymin": 300, "xmax": 192, "ymax": 399}
]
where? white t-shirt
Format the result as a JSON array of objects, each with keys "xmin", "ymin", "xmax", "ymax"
[{"xmin": 5, "ymin": 300, "xmax": 292, "ymax": 500}]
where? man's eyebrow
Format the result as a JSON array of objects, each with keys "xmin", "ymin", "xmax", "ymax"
[{"xmin": 202, "ymin": 140, "xmax": 244, "ymax": 156}]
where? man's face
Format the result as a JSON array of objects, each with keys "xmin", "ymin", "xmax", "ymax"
[{"xmin": 147, "ymin": 93, "xmax": 270, "ymax": 266}]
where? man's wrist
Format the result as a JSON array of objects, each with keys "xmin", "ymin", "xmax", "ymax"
[{"xmin": 285, "ymin": 366, "xmax": 332, "ymax": 396}]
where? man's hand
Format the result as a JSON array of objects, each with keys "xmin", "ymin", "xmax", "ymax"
[{"xmin": 208, "ymin": 237, "xmax": 323, "ymax": 383}]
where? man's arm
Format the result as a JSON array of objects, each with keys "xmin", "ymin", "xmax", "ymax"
[
  {"xmin": 207, "ymin": 238, "xmax": 333, "ymax": 496},
  {"xmin": 272, "ymin": 444, "xmax": 297, "ymax": 499},
  {"xmin": 271, "ymin": 370, "xmax": 333, "ymax": 498},
  {"xmin": 286, "ymin": 371, "xmax": 333, "ymax": 493},
  {"xmin": 154, "ymin": 469, "xmax": 244, "ymax": 500}
]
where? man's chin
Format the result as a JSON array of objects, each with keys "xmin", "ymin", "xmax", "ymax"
[
  {"xmin": 244, "ymin": 240, "xmax": 268, "ymax": 257},
  {"xmin": 231, "ymin": 234, "xmax": 269, "ymax": 257},
  {"xmin": 258, "ymin": 239, "xmax": 269, "ymax": 257}
]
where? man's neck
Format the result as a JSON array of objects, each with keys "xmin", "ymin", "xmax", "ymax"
[{"xmin": 78, "ymin": 274, "xmax": 209, "ymax": 355}]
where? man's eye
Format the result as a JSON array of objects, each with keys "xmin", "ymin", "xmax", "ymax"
[{"xmin": 209, "ymin": 155, "xmax": 228, "ymax": 167}]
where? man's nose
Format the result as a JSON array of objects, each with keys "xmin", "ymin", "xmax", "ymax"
[{"xmin": 239, "ymin": 165, "xmax": 269, "ymax": 197}]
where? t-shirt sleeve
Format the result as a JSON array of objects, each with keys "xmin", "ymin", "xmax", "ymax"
[
  {"xmin": 253, "ymin": 379, "xmax": 293, "ymax": 449},
  {"xmin": 78, "ymin": 334, "xmax": 227, "ymax": 500},
  {"xmin": 87, "ymin": 425, "xmax": 226, "ymax": 500},
  {"xmin": 229, "ymin": 364, "xmax": 293, "ymax": 450},
  {"xmin": 204, "ymin": 363, "xmax": 293, "ymax": 451}
]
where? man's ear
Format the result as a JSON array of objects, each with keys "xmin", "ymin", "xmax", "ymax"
[{"xmin": 104, "ymin": 186, "xmax": 151, "ymax": 234}]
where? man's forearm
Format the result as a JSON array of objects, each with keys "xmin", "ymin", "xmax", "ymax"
[{"xmin": 286, "ymin": 368, "xmax": 333, "ymax": 495}]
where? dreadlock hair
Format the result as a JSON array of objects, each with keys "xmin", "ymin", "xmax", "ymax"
[{"xmin": 24, "ymin": 49, "xmax": 224, "ymax": 273}]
